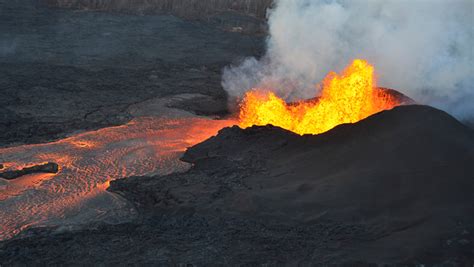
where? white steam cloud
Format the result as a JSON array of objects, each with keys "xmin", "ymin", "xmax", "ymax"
[{"xmin": 222, "ymin": 0, "xmax": 473, "ymax": 118}]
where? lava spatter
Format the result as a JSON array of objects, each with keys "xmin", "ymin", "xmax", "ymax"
[{"xmin": 239, "ymin": 59, "xmax": 400, "ymax": 135}]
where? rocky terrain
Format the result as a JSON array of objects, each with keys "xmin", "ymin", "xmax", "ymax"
[
  {"xmin": 1, "ymin": 1, "xmax": 474, "ymax": 265},
  {"xmin": 1, "ymin": 105, "xmax": 473, "ymax": 265},
  {"xmin": 42, "ymin": 0, "xmax": 273, "ymax": 20},
  {"xmin": 0, "ymin": 0, "xmax": 264, "ymax": 148},
  {"xmin": 0, "ymin": 162, "xmax": 58, "ymax": 180}
]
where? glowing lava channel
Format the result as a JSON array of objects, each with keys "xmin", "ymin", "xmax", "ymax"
[
  {"xmin": 0, "ymin": 116, "xmax": 235, "ymax": 240},
  {"xmin": 239, "ymin": 59, "xmax": 400, "ymax": 135}
]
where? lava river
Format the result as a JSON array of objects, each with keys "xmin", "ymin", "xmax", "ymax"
[{"xmin": 0, "ymin": 111, "xmax": 235, "ymax": 240}]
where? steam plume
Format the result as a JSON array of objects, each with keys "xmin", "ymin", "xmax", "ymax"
[{"xmin": 222, "ymin": 0, "xmax": 473, "ymax": 118}]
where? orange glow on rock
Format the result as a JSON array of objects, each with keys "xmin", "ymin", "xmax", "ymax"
[
  {"xmin": 69, "ymin": 140, "xmax": 98, "ymax": 149},
  {"xmin": 239, "ymin": 59, "xmax": 400, "ymax": 135}
]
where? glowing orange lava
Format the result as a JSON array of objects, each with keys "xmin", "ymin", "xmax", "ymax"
[
  {"xmin": 0, "ymin": 116, "xmax": 235, "ymax": 240},
  {"xmin": 239, "ymin": 59, "xmax": 400, "ymax": 135}
]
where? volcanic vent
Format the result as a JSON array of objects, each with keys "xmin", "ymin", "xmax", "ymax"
[{"xmin": 238, "ymin": 59, "xmax": 410, "ymax": 135}]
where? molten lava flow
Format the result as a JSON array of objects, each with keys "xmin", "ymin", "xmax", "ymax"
[
  {"xmin": 239, "ymin": 59, "xmax": 400, "ymax": 135},
  {"xmin": 0, "ymin": 116, "xmax": 235, "ymax": 240}
]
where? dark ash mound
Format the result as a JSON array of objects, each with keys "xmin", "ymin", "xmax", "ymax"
[{"xmin": 1, "ymin": 105, "xmax": 473, "ymax": 265}]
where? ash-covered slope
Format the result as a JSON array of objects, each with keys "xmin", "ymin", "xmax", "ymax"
[
  {"xmin": 1, "ymin": 105, "xmax": 473, "ymax": 265},
  {"xmin": 181, "ymin": 105, "xmax": 474, "ymax": 263},
  {"xmin": 185, "ymin": 105, "xmax": 473, "ymax": 224}
]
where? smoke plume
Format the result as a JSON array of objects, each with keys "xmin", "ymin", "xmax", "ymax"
[{"xmin": 222, "ymin": 0, "xmax": 473, "ymax": 118}]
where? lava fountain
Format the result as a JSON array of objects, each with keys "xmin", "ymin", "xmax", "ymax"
[{"xmin": 238, "ymin": 59, "xmax": 401, "ymax": 135}]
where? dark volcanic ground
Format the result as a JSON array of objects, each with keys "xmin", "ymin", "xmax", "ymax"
[
  {"xmin": 0, "ymin": 0, "xmax": 264, "ymax": 147},
  {"xmin": 1, "ymin": 105, "xmax": 473, "ymax": 265},
  {"xmin": 1, "ymin": 1, "xmax": 474, "ymax": 266}
]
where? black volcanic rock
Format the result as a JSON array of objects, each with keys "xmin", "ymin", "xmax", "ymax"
[
  {"xmin": 0, "ymin": 162, "xmax": 59, "ymax": 180},
  {"xmin": 42, "ymin": 0, "xmax": 272, "ymax": 20},
  {"xmin": 1, "ymin": 105, "xmax": 473, "ymax": 265},
  {"xmin": 0, "ymin": 0, "xmax": 265, "ymax": 148}
]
